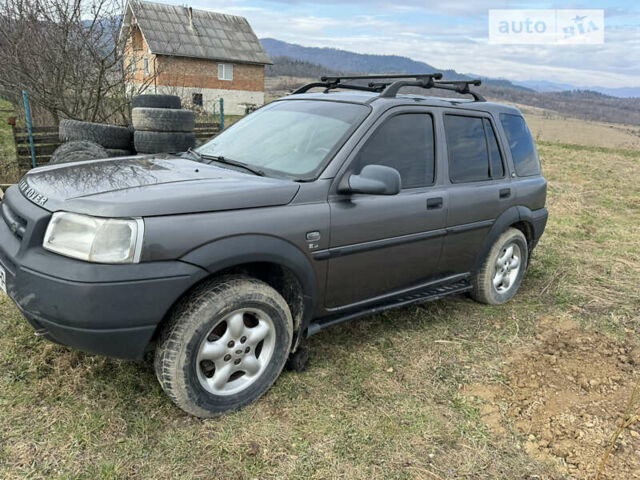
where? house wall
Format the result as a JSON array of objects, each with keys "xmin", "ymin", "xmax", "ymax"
[
  {"xmin": 122, "ymin": 23, "xmax": 267, "ymax": 115},
  {"xmin": 152, "ymin": 85, "xmax": 264, "ymax": 116},
  {"xmin": 153, "ymin": 56, "xmax": 266, "ymax": 115}
]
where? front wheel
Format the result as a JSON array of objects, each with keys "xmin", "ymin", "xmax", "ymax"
[
  {"xmin": 471, "ymin": 228, "xmax": 528, "ymax": 305},
  {"xmin": 154, "ymin": 276, "xmax": 293, "ymax": 418}
]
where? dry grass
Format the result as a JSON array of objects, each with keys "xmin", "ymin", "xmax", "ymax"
[
  {"xmin": 0, "ymin": 99, "xmax": 20, "ymax": 184},
  {"xmin": 0, "ymin": 126, "xmax": 639, "ymax": 478}
]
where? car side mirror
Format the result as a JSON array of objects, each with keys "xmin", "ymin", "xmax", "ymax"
[{"xmin": 342, "ymin": 165, "xmax": 401, "ymax": 195}]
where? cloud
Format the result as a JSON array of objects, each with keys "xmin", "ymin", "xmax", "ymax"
[{"xmin": 154, "ymin": 0, "xmax": 640, "ymax": 87}]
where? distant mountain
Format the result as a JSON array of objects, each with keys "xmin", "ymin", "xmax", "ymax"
[
  {"xmin": 514, "ymin": 80, "xmax": 640, "ymax": 98},
  {"xmin": 512, "ymin": 80, "xmax": 576, "ymax": 93},
  {"xmin": 262, "ymin": 38, "xmax": 467, "ymax": 80},
  {"xmin": 261, "ymin": 38, "xmax": 533, "ymax": 92},
  {"xmin": 585, "ymin": 86, "xmax": 640, "ymax": 98}
]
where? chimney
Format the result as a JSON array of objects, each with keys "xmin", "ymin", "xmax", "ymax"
[{"xmin": 188, "ymin": 6, "xmax": 193, "ymax": 28}]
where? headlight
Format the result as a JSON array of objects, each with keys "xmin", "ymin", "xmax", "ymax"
[{"xmin": 43, "ymin": 212, "xmax": 144, "ymax": 264}]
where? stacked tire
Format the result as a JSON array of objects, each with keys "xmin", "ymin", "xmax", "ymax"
[
  {"xmin": 52, "ymin": 120, "xmax": 134, "ymax": 164},
  {"xmin": 131, "ymin": 95, "xmax": 196, "ymax": 154}
]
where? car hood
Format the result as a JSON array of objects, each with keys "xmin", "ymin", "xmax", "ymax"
[{"xmin": 19, "ymin": 155, "xmax": 300, "ymax": 217}]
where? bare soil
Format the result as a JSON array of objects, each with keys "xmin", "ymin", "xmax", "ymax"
[{"xmin": 466, "ymin": 317, "xmax": 640, "ymax": 479}]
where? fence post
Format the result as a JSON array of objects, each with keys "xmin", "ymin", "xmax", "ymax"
[
  {"xmin": 219, "ymin": 98, "xmax": 224, "ymax": 131},
  {"xmin": 22, "ymin": 90, "xmax": 36, "ymax": 169}
]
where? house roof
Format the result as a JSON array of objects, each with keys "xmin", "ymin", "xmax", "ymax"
[{"xmin": 122, "ymin": 0, "xmax": 272, "ymax": 65}]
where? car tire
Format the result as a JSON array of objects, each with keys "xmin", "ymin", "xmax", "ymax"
[
  {"xmin": 131, "ymin": 94, "xmax": 181, "ymax": 110},
  {"xmin": 132, "ymin": 108, "xmax": 195, "ymax": 132},
  {"xmin": 59, "ymin": 119, "xmax": 133, "ymax": 149},
  {"xmin": 134, "ymin": 131, "xmax": 196, "ymax": 154},
  {"xmin": 471, "ymin": 227, "xmax": 528, "ymax": 305},
  {"xmin": 49, "ymin": 140, "xmax": 109, "ymax": 164},
  {"xmin": 154, "ymin": 275, "xmax": 294, "ymax": 418}
]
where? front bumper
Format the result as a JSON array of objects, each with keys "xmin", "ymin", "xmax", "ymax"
[{"xmin": 0, "ymin": 187, "xmax": 207, "ymax": 359}]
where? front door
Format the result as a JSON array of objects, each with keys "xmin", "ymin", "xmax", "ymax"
[{"xmin": 326, "ymin": 109, "xmax": 447, "ymax": 308}]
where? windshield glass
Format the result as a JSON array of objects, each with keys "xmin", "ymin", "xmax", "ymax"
[{"xmin": 197, "ymin": 100, "xmax": 369, "ymax": 179}]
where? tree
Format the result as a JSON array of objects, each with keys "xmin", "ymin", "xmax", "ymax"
[{"xmin": 0, "ymin": 0, "xmax": 155, "ymax": 125}]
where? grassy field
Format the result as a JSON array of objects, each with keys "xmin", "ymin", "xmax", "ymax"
[{"xmin": 1, "ymin": 120, "xmax": 639, "ymax": 479}]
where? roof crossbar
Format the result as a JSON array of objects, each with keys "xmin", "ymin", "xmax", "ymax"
[{"xmin": 320, "ymin": 73, "xmax": 443, "ymax": 83}]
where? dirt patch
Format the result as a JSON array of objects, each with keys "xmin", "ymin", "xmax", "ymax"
[{"xmin": 466, "ymin": 317, "xmax": 640, "ymax": 479}]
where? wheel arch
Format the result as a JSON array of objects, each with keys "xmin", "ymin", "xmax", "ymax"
[
  {"xmin": 471, "ymin": 206, "xmax": 535, "ymax": 273},
  {"xmin": 149, "ymin": 235, "xmax": 317, "ymax": 352}
]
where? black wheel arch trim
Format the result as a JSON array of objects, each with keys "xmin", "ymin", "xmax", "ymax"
[
  {"xmin": 471, "ymin": 206, "xmax": 548, "ymax": 273},
  {"xmin": 179, "ymin": 234, "xmax": 318, "ymax": 331}
]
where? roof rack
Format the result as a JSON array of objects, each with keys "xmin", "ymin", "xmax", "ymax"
[
  {"xmin": 291, "ymin": 73, "xmax": 443, "ymax": 95},
  {"xmin": 292, "ymin": 74, "xmax": 485, "ymax": 102}
]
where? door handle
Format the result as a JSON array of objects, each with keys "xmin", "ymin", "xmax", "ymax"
[
  {"xmin": 499, "ymin": 188, "xmax": 511, "ymax": 199},
  {"xmin": 426, "ymin": 197, "xmax": 443, "ymax": 210}
]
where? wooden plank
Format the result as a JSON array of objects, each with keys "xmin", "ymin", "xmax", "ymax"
[
  {"xmin": 17, "ymin": 143, "xmax": 60, "ymax": 156},
  {"xmin": 194, "ymin": 122, "xmax": 220, "ymax": 128},
  {"xmin": 18, "ymin": 155, "xmax": 51, "ymax": 167},
  {"xmin": 14, "ymin": 126, "xmax": 58, "ymax": 134},
  {"xmin": 14, "ymin": 134, "xmax": 60, "ymax": 144}
]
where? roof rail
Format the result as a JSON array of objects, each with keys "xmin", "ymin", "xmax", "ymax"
[{"xmin": 291, "ymin": 74, "xmax": 485, "ymax": 102}]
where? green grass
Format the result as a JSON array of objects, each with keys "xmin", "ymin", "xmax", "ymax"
[{"xmin": 0, "ymin": 141, "xmax": 638, "ymax": 479}]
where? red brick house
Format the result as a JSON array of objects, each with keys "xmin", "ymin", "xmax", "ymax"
[{"xmin": 120, "ymin": 0, "xmax": 272, "ymax": 115}]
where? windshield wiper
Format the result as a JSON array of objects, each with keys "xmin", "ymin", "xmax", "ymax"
[
  {"xmin": 182, "ymin": 148, "xmax": 205, "ymax": 162},
  {"xmin": 204, "ymin": 154, "xmax": 266, "ymax": 177},
  {"xmin": 182, "ymin": 148, "xmax": 265, "ymax": 177}
]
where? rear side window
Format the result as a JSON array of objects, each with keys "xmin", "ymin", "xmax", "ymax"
[
  {"xmin": 444, "ymin": 115, "xmax": 504, "ymax": 183},
  {"xmin": 485, "ymin": 119, "xmax": 504, "ymax": 178},
  {"xmin": 352, "ymin": 113, "xmax": 435, "ymax": 189},
  {"xmin": 499, "ymin": 113, "xmax": 541, "ymax": 176}
]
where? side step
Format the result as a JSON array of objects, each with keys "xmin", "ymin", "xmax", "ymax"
[{"xmin": 306, "ymin": 279, "xmax": 471, "ymax": 336}]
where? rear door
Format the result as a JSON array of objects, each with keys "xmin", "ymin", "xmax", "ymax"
[
  {"xmin": 439, "ymin": 111, "xmax": 514, "ymax": 275},
  {"xmin": 325, "ymin": 107, "xmax": 447, "ymax": 308}
]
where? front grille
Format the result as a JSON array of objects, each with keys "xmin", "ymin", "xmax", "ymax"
[{"xmin": 1, "ymin": 200, "xmax": 27, "ymax": 239}]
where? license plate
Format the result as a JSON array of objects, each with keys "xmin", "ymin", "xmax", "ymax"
[{"xmin": 0, "ymin": 266, "xmax": 6, "ymax": 294}]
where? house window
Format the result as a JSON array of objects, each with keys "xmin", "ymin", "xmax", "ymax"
[
  {"xmin": 218, "ymin": 63, "xmax": 233, "ymax": 81},
  {"xmin": 143, "ymin": 57, "xmax": 150, "ymax": 76},
  {"xmin": 129, "ymin": 58, "xmax": 136, "ymax": 76},
  {"xmin": 192, "ymin": 93, "xmax": 203, "ymax": 106}
]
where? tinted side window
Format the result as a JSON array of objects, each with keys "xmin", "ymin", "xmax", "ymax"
[
  {"xmin": 444, "ymin": 115, "xmax": 489, "ymax": 182},
  {"xmin": 352, "ymin": 113, "xmax": 435, "ymax": 189},
  {"xmin": 499, "ymin": 113, "xmax": 541, "ymax": 176},
  {"xmin": 484, "ymin": 118, "xmax": 504, "ymax": 178}
]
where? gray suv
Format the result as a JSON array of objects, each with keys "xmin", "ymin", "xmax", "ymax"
[{"xmin": 0, "ymin": 75, "xmax": 547, "ymax": 417}]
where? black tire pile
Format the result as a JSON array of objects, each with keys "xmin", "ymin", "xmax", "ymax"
[
  {"xmin": 50, "ymin": 94, "xmax": 195, "ymax": 164},
  {"xmin": 131, "ymin": 95, "xmax": 195, "ymax": 155},
  {"xmin": 52, "ymin": 120, "xmax": 134, "ymax": 165}
]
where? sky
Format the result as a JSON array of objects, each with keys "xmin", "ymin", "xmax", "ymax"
[{"xmin": 153, "ymin": 0, "xmax": 640, "ymax": 88}]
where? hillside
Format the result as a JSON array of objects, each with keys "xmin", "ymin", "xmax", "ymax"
[
  {"xmin": 263, "ymin": 53, "xmax": 640, "ymax": 126},
  {"xmin": 261, "ymin": 38, "xmax": 531, "ymax": 91}
]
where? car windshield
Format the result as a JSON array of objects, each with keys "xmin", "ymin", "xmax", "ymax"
[{"xmin": 196, "ymin": 100, "xmax": 370, "ymax": 180}]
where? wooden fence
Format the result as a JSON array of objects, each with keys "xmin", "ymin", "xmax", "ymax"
[
  {"xmin": 8, "ymin": 118, "xmax": 221, "ymax": 176},
  {"xmin": 9, "ymin": 119, "xmax": 60, "ymax": 173}
]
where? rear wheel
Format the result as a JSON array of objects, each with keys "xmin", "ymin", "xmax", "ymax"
[
  {"xmin": 471, "ymin": 228, "xmax": 528, "ymax": 305},
  {"xmin": 154, "ymin": 276, "xmax": 293, "ymax": 418}
]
